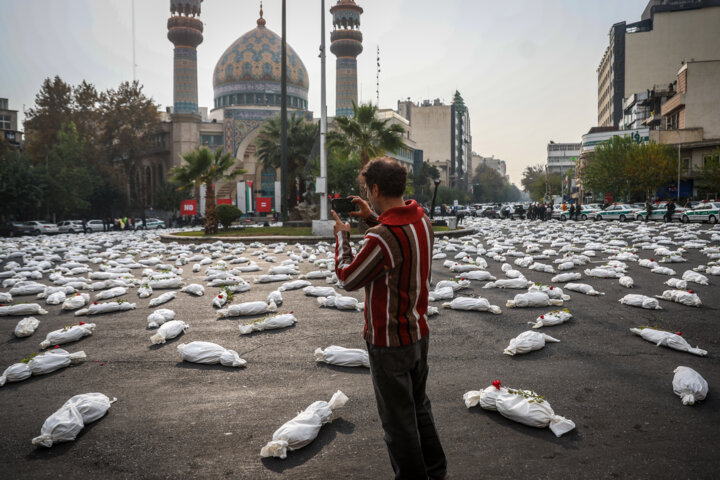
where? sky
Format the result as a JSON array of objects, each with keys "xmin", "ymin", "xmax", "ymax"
[{"xmin": 0, "ymin": 0, "xmax": 650, "ymax": 185}]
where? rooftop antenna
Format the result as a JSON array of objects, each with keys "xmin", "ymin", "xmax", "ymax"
[
  {"xmin": 376, "ymin": 45, "xmax": 380, "ymax": 106},
  {"xmin": 132, "ymin": 0, "xmax": 137, "ymax": 81}
]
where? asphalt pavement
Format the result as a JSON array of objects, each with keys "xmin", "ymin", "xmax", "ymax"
[{"xmin": 1, "ymin": 220, "xmax": 719, "ymax": 480}]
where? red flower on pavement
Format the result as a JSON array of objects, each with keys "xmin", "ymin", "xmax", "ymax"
[
  {"xmin": 675, "ymin": 331, "xmax": 683, "ymax": 336},
  {"xmin": 218, "ymin": 294, "xmax": 222, "ymax": 298},
  {"xmin": 54, "ymin": 345, "xmax": 60, "ymax": 349},
  {"xmin": 79, "ymin": 321, "xmax": 85, "ymax": 325},
  {"xmin": 93, "ymin": 301, "xmax": 98, "ymax": 305},
  {"xmin": 492, "ymin": 380, "xmax": 502, "ymax": 390},
  {"xmin": 650, "ymin": 259, "xmax": 655, "ymax": 262},
  {"xmin": 549, "ymin": 286, "xmax": 554, "ymax": 290},
  {"xmin": 688, "ymin": 289, "xmax": 695, "ymax": 294},
  {"xmin": 99, "ymin": 363, "xmax": 104, "ymax": 366}
]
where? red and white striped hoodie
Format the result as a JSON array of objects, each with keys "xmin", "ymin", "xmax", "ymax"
[{"xmin": 335, "ymin": 200, "xmax": 434, "ymax": 347}]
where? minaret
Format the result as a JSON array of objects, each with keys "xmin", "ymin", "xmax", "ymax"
[
  {"xmin": 330, "ymin": 0, "xmax": 363, "ymax": 117},
  {"xmin": 167, "ymin": 0, "xmax": 203, "ymax": 115}
]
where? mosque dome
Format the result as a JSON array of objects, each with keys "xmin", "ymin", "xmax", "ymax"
[{"xmin": 212, "ymin": 10, "xmax": 309, "ymax": 110}]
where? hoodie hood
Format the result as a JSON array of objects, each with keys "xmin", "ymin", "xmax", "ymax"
[{"xmin": 377, "ymin": 200, "xmax": 426, "ymax": 226}]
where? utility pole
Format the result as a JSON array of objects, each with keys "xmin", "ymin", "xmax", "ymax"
[
  {"xmin": 132, "ymin": 0, "xmax": 136, "ymax": 82},
  {"xmin": 319, "ymin": 0, "xmax": 328, "ymax": 221},
  {"xmin": 280, "ymin": 0, "xmax": 288, "ymax": 220}
]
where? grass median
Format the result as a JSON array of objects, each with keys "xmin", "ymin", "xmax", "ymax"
[{"xmin": 174, "ymin": 225, "xmax": 451, "ymax": 237}]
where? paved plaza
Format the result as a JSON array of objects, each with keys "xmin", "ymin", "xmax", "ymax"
[{"xmin": 1, "ymin": 220, "xmax": 719, "ymax": 479}]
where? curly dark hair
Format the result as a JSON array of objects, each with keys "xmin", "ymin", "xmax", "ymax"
[{"xmin": 360, "ymin": 156, "xmax": 407, "ymax": 197}]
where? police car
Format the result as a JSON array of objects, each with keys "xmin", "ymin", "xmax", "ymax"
[
  {"xmin": 557, "ymin": 205, "xmax": 600, "ymax": 221},
  {"xmin": 633, "ymin": 203, "xmax": 686, "ymax": 222},
  {"xmin": 680, "ymin": 202, "xmax": 720, "ymax": 224},
  {"xmin": 594, "ymin": 204, "xmax": 636, "ymax": 222}
]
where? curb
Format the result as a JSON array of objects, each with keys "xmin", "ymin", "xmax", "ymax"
[{"xmin": 159, "ymin": 227, "xmax": 473, "ymax": 245}]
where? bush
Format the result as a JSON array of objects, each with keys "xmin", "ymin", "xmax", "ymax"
[{"xmin": 216, "ymin": 204, "xmax": 242, "ymax": 230}]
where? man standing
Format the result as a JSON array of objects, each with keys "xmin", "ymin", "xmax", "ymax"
[
  {"xmin": 332, "ymin": 157, "xmax": 447, "ymax": 480},
  {"xmin": 666, "ymin": 200, "xmax": 676, "ymax": 222}
]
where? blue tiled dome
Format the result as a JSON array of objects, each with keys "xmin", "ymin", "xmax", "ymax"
[{"xmin": 213, "ymin": 15, "xmax": 309, "ymax": 110}]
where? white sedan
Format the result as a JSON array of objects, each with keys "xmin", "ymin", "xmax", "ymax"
[{"xmin": 680, "ymin": 202, "xmax": 720, "ymax": 224}]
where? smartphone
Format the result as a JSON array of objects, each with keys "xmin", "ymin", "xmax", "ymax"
[{"xmin": 332, "ymin": 198, "xmax": 358, "ymax": 217}]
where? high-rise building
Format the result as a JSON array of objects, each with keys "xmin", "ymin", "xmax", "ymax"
[
  {"xmin": 0, "ymin": 98, "xmax": 23, "ymax": 149},
  {"xmin": 330, "ymin": 0, "xmax": 363, "ymax": 117},
  {"xmin": 546, "ymin": 142, "xmax": 581, "ymax": 176},
  {"xmin": 597, "ymin": 0, "xmax": 720, "ymax": 127}
]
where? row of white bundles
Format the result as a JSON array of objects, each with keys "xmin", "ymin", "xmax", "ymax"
[{"xmin": 1, "ymin": 349, "xmax": 86, "ymax": 387}]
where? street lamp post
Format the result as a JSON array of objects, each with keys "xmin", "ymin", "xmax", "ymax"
[
  {"xmin": 677, "ymin": 138, "xmax": 681, "ymax": 202},
  {"xmin": 280, "ymin": 0, "xmax": 288, "ymax": 221},
  {"xmin": 430, "ymin": 179, "xmax": 441, "ymax": 219}
]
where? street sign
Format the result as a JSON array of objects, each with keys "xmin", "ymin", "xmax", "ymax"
[{"xmin": 180, "ymin": 199, "xmax": 197, "ymax": 216}]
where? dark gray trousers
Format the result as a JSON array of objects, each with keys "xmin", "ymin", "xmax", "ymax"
[{"xmin": 367, "ymin": 335, "xmax": 447, "ymax": 480}]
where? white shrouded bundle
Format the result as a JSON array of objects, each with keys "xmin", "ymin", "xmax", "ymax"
[
  {"xmin": 651, "ymin": 266, "xmax": 676, "ymax": 276},
  {"xmin": 557, "ymin": 261, "xmax": 575, "ymax": 271},
  {"xmin": 269, "ymin": 265, "xmax": 299, "ymax": 276},
  {"xmin": 0, "ymin": 303, "xmax": 48, "ymax": 316},
  {"xmin": 527, "ymin": 285, "xmax": 570, "ymax": 301},
  {"xmin": 706, "ymin": 266, "xmax": 720, "ymax": 276},
  {"xmin": 564, "ymin": 283, "xmax": 604, "ymax": 296},
  {"xmin": 217, "ymin": 300, "xmax": 277, "ymax": 318},
  {"xmin": 147, "ymin": 309, "xmax": 175, "ymax": 328},
  {"xmin": 529, "ymin": 310, "xmax": 572, "ymax": 329},
  {"xmin": 630, "ymin": 328, "xmax": 707, "ymax": 356},
  {"xmin": 619, "ymin": 276, "xmax": 634, "ymax": 288},
  {"xmin": 551, "ymin": 272, "xmax": 582, "ymax": 283},
  {"xmin": 76, "ymin": 301, "xmax": 136, "ymax": 316},
  {"xmin": 177, "ymin": 341, "xmax": 247, "ymax": 367},
  {"xmin": 40, "ymin": 323, "xmax": 95, "ymax": 349},
  {"xmin": 267, "ymin": 290, "xmax": 283, "ymax": 306},
  {"xmin": 9, "ymin": 283, "xmax": 46, "ymax": 296},
  {"xmin": 260, "ymin": 390, "xmax": 349, "ymax": 459},
  {"xmin": 237, "ymin": 262, "xmax": 261, "ymax": 272},
  {"xmin": 303, "ymin": 286, "xmax": 337, "ymax": 297},
  {"xmin": 180, "ymin": 283, "xmax": 205, "ymax": 296},
  {"xmin": 315, "ymin": 346, "xmax": 369, "ymax": 367},
  {"xmin": 619, "ymin": 294, "xmax": 662, "ymax": 310},
  {"xmin": 463, "ymin": 382, "xmax": 575, "ymax": 437},
  {"xmin": 299, "ymin": 270, "xmax": 333, "ymax": 280},
  {"xmin": 506, "ymin": 292, "xmax": 563, "ymax": 308},
  {"xmin": 239, "ymin": 313, "xmax": 296, "ymax": 335},
  {"xmin": 15, "ymin": 317, "xmax": 41, "ymax": 337},
  {"xmin": 682, "ymin": 270, "xmax": 709, "ymax": 285},
  {"xmin": 62, "ymin": 293, "xmax": 90, "ymax": 310},
  {"xmin": 212, "ymin": 291, "xmax": 228, "ymax": 308},
  {"xmin": 482, "ymin": 278, "xmax": 532, "ymax": 289},
  {"xmin": 435, "ymin": 279, "xmax": 471, "ymax": 291},
  {"xmin": 665, "ymin": 278, "xmax": 688, "ymax": 289},
  {"xmin": 427, "ymin": 306, "xmax": 439, "ymax": 317},
  {"xmin": 428, "ymin": 286, "xmax": 454, "ymax": 302},
  {"xmin": 31, "ymin": 393, "xmax": 116, "ymax": 447},
  {"xmin": 1, "ymin": 349, "xmax": 86, "ymax": 387},
  {"xmin": 584, "ymin": 268, "xmax": 622, "ymax": 279},
  {"xmin": 0, "ymin": 292, "xmax": 12, "ymax": 303},
  {"xmin": 450, "ymin": 263, "xmax": 481, "ymax": 273},
  {"xmin": 672, "ymin": 366, "xmax": 708, "ymax": 405},
  {"xmin": 528, "ymin": 263, "xmax": 555, "ymax": 274},
  {"xmin": 254, "ymin": 274, "xmax": 292, "ymax": 284},
  {"xmin": 503, "ymin": 331, "xmax": 560, "ymax": 356},
  {"xmin": 148, "ymin": 291, "xmax": 177, "ymax": 307},
  {"xmin": 638, "ymin": 259, "xmax": 657, "ymax": 268},
  {"xmin": 150, "ymin": 320, "xmax": 189, "ymax": 345},
  {"xmin": 147, "ymin": 277, "xmax": 183, "ymax": 289},
  {"xmin": 456, "ymin": 270, "xmax": 496, "ymax": 281},
  {"xmin": 138, "ymin": 285, "xmax": 153, "ymax": 298},
  {"xmin": 94, "ymin": 287, "xmax": 127, "ymax": 300},
  {"xmin": 432, "ymin": 252, "xmax": 447, "ymax": 260},
  {"xmin": 278, "ymin": 280, "xmax": 312, "ymax": 291},
  {"xmin": 442, "ymin": 297, "xmax": 501, "ymax": 314},
  {"xmin": 208, "ymin": 276, "xmax": 246, "ymax": 287},
  {"xmin": 655, "ymin": 289, "xmax": 701, "ymax": 307},
  {"xmin": 45, "ymin": 291, "xmax": 67, "ymax": 305},
  {"xmin": 317, "ymin": 296, "xmax": 363, "ymax": 311},
  {"xmin": 225, "ymin": 281, "xmax": 251, "ymax": 294}
]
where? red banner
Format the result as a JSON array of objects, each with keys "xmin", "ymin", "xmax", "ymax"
[
  {"xmin": 180, "ymin": 200, "xmax": 197, "ymax": 216},
  {"xmin": 256, "ymin": 197, "xmax": 272, "ymax": 212},
  {"xmin": 217, "ymin": 198, "xmax": 232, "ymax": 205}
]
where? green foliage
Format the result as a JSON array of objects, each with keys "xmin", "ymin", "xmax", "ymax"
[
  {"xmin": 23, "ymin": 76, "xmax": 74, "ymax": 161},
  {"xmin": 216, "ymin": 204, "xmax": 242, "ymax": 229},
  {"xmin": 521, "ymin": 164, "xmax": 562, "ymax": 201},
  {"xmin": 255, "ymin": 114, "xmax": 318, "ymax": 210},
  {"xmin": 0, "ymin": 150, "xmax": 46, "ymax": 219},
  {"xmin": 580, "ymin": 136, "xmax": 677, "ymax": 201},
  {"xmin": 327, "ymin": 150, "xmax": 361, "ymax": 197},
  {"xmin": 154, "ymin": 180, "xmax": 191, "ymax": 213},
  {"xmin": 471, "ymin": 164, "xmax": 522, "ymax": 203},
  {"xmin": 410, "ymin": 161, "xmax": 441, "ymax": 204},
  {"xmin": 170, "ymin": 147, "xmax": 246, "ymax": 234},
  {"xmin": 699, "ymin": 148, "xmax": 720, "ymax": 197},
  {"xmin": 327, "ymin": 101, "xmax": 405, "ymax": 171},
  {"xmin": 436, "ymin": 186, "xmax": 470, "ymax": 205}
]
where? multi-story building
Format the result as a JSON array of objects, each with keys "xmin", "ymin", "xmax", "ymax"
[
  {"xmin": 546, "ymin": 142, "xmax": 581, "ymax": 176},
  {"xmin": 397, "ymin": 94, "xmax": 472, "ymax": 189},
  {"xmin": 471, "ymin": 153, "xmax": 507, "ymax": 179},
  {"xmin": 375, "ymin": 108, "xmax": 418, "ymax": 173},
  {"xmin": 0, "ymin": 98, "xmax": 23, "ymax": 149},
  {"xmin": 597, "ymin": 0, "xmax": 720, "ymax": 127}
]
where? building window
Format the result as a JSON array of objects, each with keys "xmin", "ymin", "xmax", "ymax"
[
  {"xmin": 201, "ymin": 134, "xmax": 224, "ymax": 149},
  {"xmin": 682, "ymin": 157, "xmax": 691, "ymax": 172},
  {"xmin": 0, "ymin": 115, "xmax": 10, "ymax": 130}
]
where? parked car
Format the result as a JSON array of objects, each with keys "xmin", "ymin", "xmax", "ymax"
[
  {"xmin": 593, "ymin": 204, "xmax": 636, "ymax": 222},
  {"xmin": 84, "ymin": 219, "xmax": 106, "ymax": 233},
  {"xmin": 557, "ymin": 205, "xmax": 600, "ymax": 221},
  {"xmin": 680, "ymin": 202, "xmax": 720, "ymax": 224},
  {"xmin": 633, "ymin": 203, "xmax": 687, "ymax": 222},
  {"xmin": 58, "ymin": 220, "xmax": 84, "ymax": 234},
  {"xmin": 135, "ymin": 218, "xmax": 166, "ymax": 230},
  {"xmin": 24, "ymin": 220, "xmax": 59, "ymax": 235},
  {"xmin": 0, "ymin": 221, "xmax": 31, "ymax": 237}
]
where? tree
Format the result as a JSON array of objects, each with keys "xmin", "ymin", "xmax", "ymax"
[
  {"xmin": 154, "ymin": 180, "xmax": 191, "ymax": 214},
  {"xmin": 23, "ymin": 76, "xmax": 74, "ymax": 161},
  {"xmin": 255, "ymin": 113, "xmax": 318, "ymax": 211},
  {"xmin": 216, "ymin": 204, "xmax": 242, "ymax": 230},
  {"xmin": 436, "ymin": 186, "xmax": 469, "ymax": 205},
  {"xmin": 327, "ymin": 149, "xmax": 362, "ymax": 198},
  {"xmin": 699, "ymin": 148, "xmax": 720, "ymax": 197},
  {"xmin": 327, "ymin": 101, "xmax": 405, "ymax": 177},
  {"xmin": 520, "ymin": 164, "xmax": 561, "ymax": 201},
  {"xmin": 411, "ymin": 161, "xmax": 441, "ymax": 205},
  {"xmin": 472, "ymin": 164, "xmax": 522, "ymax": 203},
  {"xmin": 0, "ymin": 150, "xmax": 46, "ymax": 219},
  {"xmin": 626, "ymin": 142, "xmax": 677, "ymax": 200},
  {"xmin": 170, "ymin": 147, "xmax": 246, "ymax": 235}
]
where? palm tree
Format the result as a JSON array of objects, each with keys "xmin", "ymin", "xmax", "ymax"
[
  {"xmin": 327, "ymin": 101, "xmax": 406, "ymax": 176},
  {"xmin": 255, "ymin": 113, "xmax": 318, "ymax": 211},
  {"xmin": 170, "ymin": 147, "xmax": 245, "ymax": 235}
]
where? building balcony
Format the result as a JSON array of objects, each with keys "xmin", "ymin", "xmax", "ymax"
[
  {"xmin": 643, "ymin": 112, "xmax": 663, "ymax": 127},
  {"xmin": 661, "ymin": 93, "xmax": 685, "ymax": 116},
  {"xmin": 649, "ymin": 128, "xmax": 703, "ymax": 145}
]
